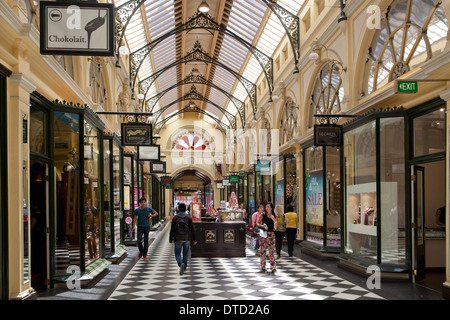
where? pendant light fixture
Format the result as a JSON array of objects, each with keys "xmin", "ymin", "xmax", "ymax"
[{"xmin": 198, "ymin": 1, "xmax": 210, "ymax": 13}]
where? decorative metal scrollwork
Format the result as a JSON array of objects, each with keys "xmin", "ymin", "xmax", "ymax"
[
  {"xmin": 134, "ymin": 41, "xmax": 257, "ymax": 116},
  {"xmin": 261, "ymin": 0, "xmax": 300, "ymax": 73}
]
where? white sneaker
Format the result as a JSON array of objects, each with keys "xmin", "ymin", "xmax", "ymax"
[{"xmin": 179, "ymin": 263, "xmax": 185, "ymax": 275}]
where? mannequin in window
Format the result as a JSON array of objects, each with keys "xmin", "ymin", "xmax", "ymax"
[{"xmin": 435, "ymin": 206, "xmax": 446, "ymax": 228}]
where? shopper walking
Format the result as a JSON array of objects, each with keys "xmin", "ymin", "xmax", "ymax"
[
  {"xmin": 251, "ymin": 205, "xmax": 264, "ymax": 255},
  {"xmin": 284, "ymin": 204, "xmax": 298, "ymax": 257},
  {"xmin": 169, "ymin": 202, "xmax": 197, "ymax": 275},
  {"xmin": 132, "ymin": 197, "xmax": 158, "ymax": 259},
  {"xmin": 274, "ymin": 204, "xmax": 287, "ymax": 259},
  {"xmin": 256, "ymin": 202, "xmax": 277, "ymax": 273}
]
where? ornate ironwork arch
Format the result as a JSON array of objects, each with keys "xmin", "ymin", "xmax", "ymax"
[
  {"xmin": 152, "ymin": 85, "xmax": 238, "ymax": 129},
  {"xmin": 142, "ymin": 72, "xmax": 245, "ymax": 125},
  {"xmin": 127, "ymin": 11, "xmax": 272, "ymax": 99},
  {"xmin": 154, "ymin": 105, "xmax": 228, "ymax": 134},
  {"xmin": 138, "ymin": 41, "xmax": 257, "ymax": 115}
]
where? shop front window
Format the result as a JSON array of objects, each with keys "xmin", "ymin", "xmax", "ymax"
[
  {"xmin": 123, "ymin": 156, "xmax": 134, "ymax": 241},
  {"xmin": 23, "ymin": 113, "xmax": 29, "ymax": 283},
  {"xmin": 112, "ymin": 143, "xmax": 121, "ymax": 250},
  {"xmin": 248, "ymin": 174, "xmax": 255, "ymax": 214},
  {"xmin": 380, "ymin": 117, "xmax": 406, "ymax": 264},
  {"xmin": 84, "ymin": 121, "xmax": 100, "ymax": 265},
  {"xmin": 305, "ymin": 147, "xmax": 324, "ymax": 245},
  {"xmin": 54, "ymin": 112, "xmax": 80, "ymax": 275},
  {"xmin": 344, "ymin": 121, "xmax": 377, "ymax": 263},
  {"xmin": 104, "ymin": 139, "xmax": 111, "ymax": 254},
  {"xmin": 285, "ymin": 156, "xmax": 298, "ymax": 211},
  {"xmin": 414, "ymin": 108, "xmax": 446, "ymax": 157},
  {"xmin": 326, "ymin": 147, "xmax": 341, "ymax": 247},
  {"xmin": 274, "ymin": 160, "xmax": 285, "ymax": 218}
]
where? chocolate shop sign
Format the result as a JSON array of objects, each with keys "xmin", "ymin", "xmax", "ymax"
[{"xmin": 40, "ymin": 1, "xmax": 115, "ymax": 56}]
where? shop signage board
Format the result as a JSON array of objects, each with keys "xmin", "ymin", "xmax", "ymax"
[
  {"xmin": 40, "ymin": 1, "xmax": 115, "ymax": 56},
  {"xmin": 395, "ymin": 80, "xmax": 418, "ymax": 93},
  {"xmin": 150, "ymin": 161, "xmax": 166, "ymax": 174},
  {"xmin": 229, "ymin": 175, "xmax": 239, "ymax": 183},
  {"xmin": 121, "ymin": 123, "xmax": 153, "ymax": 146},
  {"xmin": 139, "ymin": 145, "xmax": 160, "ymax": 161},
  {"xmin": 254, "ymin": 160, "xmax": 270, "ymax": 173},
  {"xmin": 314, "ymin": 124, "xmax": 343, "ymax": 147}
]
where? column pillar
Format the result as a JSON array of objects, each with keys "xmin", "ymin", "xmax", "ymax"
[
  {"xmin": 7, "ymin": 72, "xmax": 36, "ymax": 299},
  {"xmin": 440, "ymin": 87, "xmax": 450, "ymax": 299},
  {"xmin": 295, "ymin": 145, "xmax": 303, "ymax": 240}
]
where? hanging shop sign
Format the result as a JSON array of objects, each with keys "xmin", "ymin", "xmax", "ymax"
[
  {"xmin": 216, "ymin": 182, "xmax": 224, "ymax": 189},
  {"xmin": 229, "ymin": 175, "xmax": 239, "ymax": 184},
  {"xmin": 40, "ymin": 1, "xmax": 115, "ymax": 56},
  {"xmin": 150, "ymin": 161, "xmax": 166, "ymax": 174},
  {"xmin": 314, "ymin": 124, "xmax": 343, "ymax": 147},
  {"xmin": 254, "ymin": 160, "xmax": 270, "ymax": 173},
  {"xmin": 121, "ymin": 123, "xmax": 153, "ymax": 146},
  {"xmin": 139, "ymin": 145, "xmax": 160, "ymax": 161}
]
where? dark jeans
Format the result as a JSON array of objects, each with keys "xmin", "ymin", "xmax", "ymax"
[
  {"xmin": 137, "ymin": 226, "xmax": 150, "ymax": 256},
  {"xmin": 174, "ymin": 241, "xmax": 190, "ymax": 269},
  {"xmin": 286, "ymin": 228, "xmax": 297, "ymax": 256},
  {"xmin": 274, "ymin": 231, "xmax": 286, "ymax": 256}
]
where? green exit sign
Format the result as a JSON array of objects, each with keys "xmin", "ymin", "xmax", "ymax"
[{"xmin": 395, "ymin": 80, "xmax": 418, "ymax": 93}]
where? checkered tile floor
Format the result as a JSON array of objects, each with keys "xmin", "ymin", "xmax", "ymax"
[{"xmin": 108, "ymin": 225, "xmax": 384, "ymax": 301}]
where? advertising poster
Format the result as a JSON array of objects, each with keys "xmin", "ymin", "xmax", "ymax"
[
  {"xmin": 305, "ymin": 171, "xmax": 323, "ymax": 227},
  {"xmin": 275, "ymin": 180, "xmax": 284, "ymax": 208}
]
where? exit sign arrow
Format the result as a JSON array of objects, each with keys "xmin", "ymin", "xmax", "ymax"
[{"xmin": 395, "ymin": 80, "xmax": 418, "ymax": 93}]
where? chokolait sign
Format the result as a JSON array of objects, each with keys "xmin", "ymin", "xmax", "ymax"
[
  {"xmin": 40, "ymin": 1, "xmax": 115, "ymax": 56},
  {"xmin": 314, "ymin": 124, "xmax": 343, "ymax": 147}
]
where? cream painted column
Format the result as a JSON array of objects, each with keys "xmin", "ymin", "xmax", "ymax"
[
  {"xmin": 440, "ymin": 87, "xmax": 450, "ymax": 298},
  {"xmin": 295, "ymin": 146, "xmax": 303, "ymax": 240},
  {"xmin": 8, "ymin": 72, "xmax": 36, "ymax": 299}
]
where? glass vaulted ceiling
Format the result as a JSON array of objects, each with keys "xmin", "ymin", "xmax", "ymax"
[{"xmin": 114, "ymin": 0, "xmax": 305, "ymax": 127}]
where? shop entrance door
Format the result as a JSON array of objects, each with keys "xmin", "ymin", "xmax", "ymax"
[
  {"xmin": 412, "ymin": 165, "xmax": 425, "ymax": 282},
  {"xmin": 30, "ymin": 161, "xmax": 49, "ymax": 292}
]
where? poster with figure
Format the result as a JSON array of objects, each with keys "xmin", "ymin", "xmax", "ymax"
[
  {"xmin": 275, "ymin": 180, "xmax": 284, "ymax": 208},
  {"xmin": 305, "ymin": 171, "xmax": 323, "ymax": 227}
]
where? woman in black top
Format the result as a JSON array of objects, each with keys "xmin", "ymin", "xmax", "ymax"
[{"xmin": 256, "ymin": 202, "xmax": 278, "ymax": 273}]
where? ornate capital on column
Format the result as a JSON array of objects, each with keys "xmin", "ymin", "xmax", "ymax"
[
  {"xmin": 440, "ymin": 88, "xmax": 450, "ymax": 102},
  {"xmin": 10, "ymin": 73, "xmax": 37, "ymax": 93}
]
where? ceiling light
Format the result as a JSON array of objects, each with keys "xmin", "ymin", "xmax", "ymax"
[
  {"xmin": 198, "ymin": 1, "xmax": 210, "ymax": 13},
  {"xmin": 309, "ymin": 52, "xmax": 319, "ymax": 61},
  {"xmin": 192, "ymin": 67, "xmax": 201, "ymax": 75},
  {"xmin": 119, "ymin": 45, "xmax": 129, "ymax": 55},
  {"xmin": 137, "ymin": 93, "xmax": 145, "ymax": 100}
]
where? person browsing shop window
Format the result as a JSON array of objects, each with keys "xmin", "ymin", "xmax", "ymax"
[
  {"xmin": 133, "ymin": 197, "xmax": 158, "ymax": 259},
  {"xmin": 256, "ymin": 202, "xmax": 278, "ymax": 274}
]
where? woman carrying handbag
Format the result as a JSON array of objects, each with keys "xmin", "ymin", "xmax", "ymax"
[{"xmin": 256, "ymin": 202, "xmax": 277, "ymax": 274}]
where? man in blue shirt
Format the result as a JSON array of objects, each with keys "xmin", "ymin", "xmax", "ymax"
[{"xmin": 132, "ymin": 197, "xmax": 158, "ymax": 259}]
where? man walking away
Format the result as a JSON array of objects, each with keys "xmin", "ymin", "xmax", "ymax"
[
  {"xmin": 170, "ymin": 203, "xmax": 197, "ymax": 275},
  {"xmin": 133, "ymin": 197, "xmax": 158, "ymax": 259}
]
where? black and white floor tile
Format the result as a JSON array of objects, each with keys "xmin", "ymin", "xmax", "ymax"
[{"xmin": 108, "ymin": 227, "xmax": 384, "ymax": 301}]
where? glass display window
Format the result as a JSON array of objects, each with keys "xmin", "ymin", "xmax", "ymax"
[
  {"xmin": 123, "ymin": 154, "xmax": 134, "ymax": 242},
  {"xmin": 103, "ymin": 136, "xmax": 112, "ymax": 255},
  {"xmin": 305, "ymin": 146, "xmax": 324, "ymax": 246},
  {"xmin": 54, "ymin": 111, "xmax": 81, "ymax": 275},
  {"xmin": 83, "ymin": 121, "xmax": 101, "ymax": 266},
  {"xmin": 344, "ymin": 121, "xmax": 377, "ymax": 263},
  {"xmin": 112, "ymin": 141, "xmax": 122, "ymax": 251}
]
